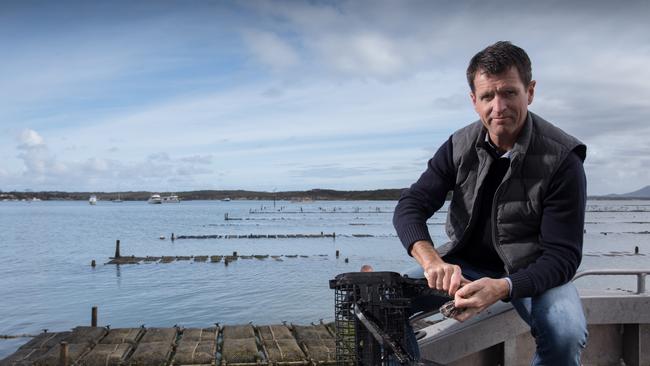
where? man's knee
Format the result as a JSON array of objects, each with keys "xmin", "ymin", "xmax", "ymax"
[
  {"xmin": 527, "ymin": 284, "xmax": 588, "ymax": 354},
  {"xmin": 538, "ymin": 317, "xmax": 588, "ymax": 352},
  {"xmin": 531, "ymin": 294, "xmax": 588, "ymax": 353}
]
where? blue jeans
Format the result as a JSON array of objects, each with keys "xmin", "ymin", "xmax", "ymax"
[{"xmin": 402, "ymin": 257, "xmax": 588, "ymax": 365}]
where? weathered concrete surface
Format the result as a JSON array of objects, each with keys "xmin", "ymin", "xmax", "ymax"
[{"xmin": 418, "ymin": 289, "xmax": 650, "ymax": 366}]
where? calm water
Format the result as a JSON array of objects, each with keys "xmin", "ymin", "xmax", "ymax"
[{"xmin": 1, "ymin": 199, "xmax": 649, "ymax": 357}]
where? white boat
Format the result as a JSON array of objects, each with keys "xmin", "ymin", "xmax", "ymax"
[
  {"xmin": 147, "ymin": 194, "xmax": 162, "ymax": 204},
  {"xmin": 89, "ymin": 195, "xmax": 97, "ymax": 205},
  {"xmin": 162, "ymin": 194, "xmax": 180, "ymax": 203},
  {"xmin": 221, "ymin": 197, "xmax": 231, "ymax": 202},
  {"xmin": 112, "ymin": 193, "xmax": 123, "ymax": 203}
]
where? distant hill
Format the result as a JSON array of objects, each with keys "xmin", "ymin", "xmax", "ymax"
[
  {"xmin": 617, "ymin": 185, "xmax": 650, "ymax": 198},
  {"xmin": 595, "ymin": 185, "xmax": 650, "ymax": 199},
  {"xmin": 9, "ymin": 186, "xmax": 648, "ymax": 201}
]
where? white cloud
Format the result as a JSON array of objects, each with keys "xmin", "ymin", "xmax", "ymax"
[
  {"xmin": 7, "ymin": 128, "xmax": 219, "ymax": 191},
  {"xmin": 2, "ymin": 1, "xmax": 650, "ymax": 194},
  {"xmin": 242, "ymin": 30, "xmax": 300, "ymax": 70},
  {"xmin": 148, "ymin": 152, "xmax": 171, "ymax": 162},
  {"xmin": 318, "ymin": 32, "xmax": 404, "ymax": 77},
  {"xmin": 180, "ymin": 155, "xmax": 214, "ymax": 165},
  {"xmin": 583, "ymin": 127, "xmax": 650, "ymax": 195},
  {"xmin": 19, "ymin": 129, "xmax": 44, "ymax": 148},
  {"xmin": 84, "ymin": 158, "xmax": 110, "ymax": 173},
  {"xmin": 41, "ymin": 70, "xmax": 466, "ymax": 157}
]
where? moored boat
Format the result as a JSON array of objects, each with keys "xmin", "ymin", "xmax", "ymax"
[
  {"xmin": 162, "ymin": 194, "xmax": 180, "ymax": 203},
  {"xmin": 89, "ymin": 195, "xmax": 97, "ymax": 205},
  {"xmin": 147, "ymin": 194, "xmax": 162, "ymax": 204}
]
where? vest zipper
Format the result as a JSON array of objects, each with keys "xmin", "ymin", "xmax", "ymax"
[
  {"xmin": 452, "ymin": 183, "xmax": 486, "ymax": 255},
  {"xmin": 491, "ymin": 159, "xmax": 519, "ymax": 275},
  {"xmin": 450, "ymin": 152, "xmax": 491, "ymax": 256}
]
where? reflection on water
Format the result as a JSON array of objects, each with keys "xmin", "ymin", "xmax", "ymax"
[{"xmin": 0, "ymin": 199, "xmax": 649, "ymax": 358}]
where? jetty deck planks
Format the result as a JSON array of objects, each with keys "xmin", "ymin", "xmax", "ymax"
[{"xmin": 1, "ymin": 324, "xmax": 337, "ymax": 366}]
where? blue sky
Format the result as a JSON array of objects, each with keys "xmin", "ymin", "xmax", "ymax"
[{"xmin": 1, "ymin": 1, "xmax": 649, "ymax": 195}]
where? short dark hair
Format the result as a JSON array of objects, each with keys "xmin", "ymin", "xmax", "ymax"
[{"xmin": 466, "ymin": 41, "xmax": 532, "ymax": 92}]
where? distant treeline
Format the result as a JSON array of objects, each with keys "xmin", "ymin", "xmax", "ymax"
[
  {"xmin": 0, "ymin": 189, "xmax": 408, "ymax": 201},
  {"xmin": 1, "ymin": 189, "xmax": 645, "ymax": 201}
]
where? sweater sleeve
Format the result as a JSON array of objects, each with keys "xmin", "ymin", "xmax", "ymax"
[
  {"xmin": 508, "ymin": 150, "xmax": 586, "ymax": 299},
  {"xmin": 393, "ymin": 137, "xmax": 456, "ymax": 254}
]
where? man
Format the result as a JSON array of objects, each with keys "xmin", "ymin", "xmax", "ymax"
[{"xmin": 393, "ymin": 41, "xmax": 588, "ymax": 365}]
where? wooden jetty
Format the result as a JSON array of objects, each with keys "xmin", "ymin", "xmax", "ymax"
[
  {"xmin": 105, "ymin": 254, "xmax": 329, "ymax": 265},
  {"xmin": 171, "ymin": 233, "xmax": 395, "ymax": 240},
  {"xmin": 175, "ymin": 233, "xmax": 337, "ymax": 240},
  {"xmin": 102, "ymin": 240, "xmax": 333, "ymax": 265},
  {"xmin": 1, "ymin": 322, "xmax": 336, "ymax": 366}
]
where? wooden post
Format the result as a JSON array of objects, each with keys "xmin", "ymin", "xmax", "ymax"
[
  {"xmin": 336, "ymin": 250, "xmax": 340, "ymax": 258},
  {"xmin": 344, "ymin": 258, "xmax": 349, "ymax": 263},
  {"xmin": 233, "ymin": 251, "xmax": 237, "ymax": 257},
  {"xmin": 59, "ymin": 341, "xmax": 68, "ymax": 366},
  {"xmin": 91, "ymin": 306, "xmax": 97, "ymax": 327},
  {"xmin": 91, "ymin": 260, "xmax": 96, "ymax": 267},
  {"xmin": 115, "ymin": 240, "xmax": 121, "ymax": 258}
]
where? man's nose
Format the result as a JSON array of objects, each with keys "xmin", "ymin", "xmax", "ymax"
[{"xmin": 493, "ymin": 96, "xmax": 507, "ymax": 114}]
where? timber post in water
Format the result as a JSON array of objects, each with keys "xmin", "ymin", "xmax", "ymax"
[
  {"xmin": 91, "ymin": 306, "xmax": 98, "ymax": 327},
  {"xmin": 115, "ymin": 240, "xmax": 121, "ymax": 258},
  {"xmin": 91, "ymin": 260, "xmax": 96, "ymax": 267},
  {"xmin": 59, "ymin": 341, "xmax": 68, "ymax": 366}
]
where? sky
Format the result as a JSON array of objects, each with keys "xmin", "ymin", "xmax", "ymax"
[{"xmin": 1, "ymin": 1, "xmax": 649, "ymax": 195}]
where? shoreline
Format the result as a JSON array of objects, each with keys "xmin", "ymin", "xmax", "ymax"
[{"xmin": 3, "ymin": 193, "xmax": 650, "ymax": 202}]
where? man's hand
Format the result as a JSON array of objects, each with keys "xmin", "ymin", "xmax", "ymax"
[
  {"xmin": 452, "ymin": 277, "xmax": 510, "ymax": 322},
  {"xmin": 411, "ymin": 241, "xmax": 468, "ymax": 296}
]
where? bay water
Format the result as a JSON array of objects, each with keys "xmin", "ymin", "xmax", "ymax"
[{"xmin": 1, "ymin": 199, "xmax": 649, "ymax": 358}]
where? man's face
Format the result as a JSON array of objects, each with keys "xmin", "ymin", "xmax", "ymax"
[{"xmin": 470, "ymin": 66, "xmax": 535, "ymax": 147}]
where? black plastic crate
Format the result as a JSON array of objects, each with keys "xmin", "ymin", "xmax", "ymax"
[{"xmin": 329, "ymin": 271, "xmax": 416, "ymax": 365}]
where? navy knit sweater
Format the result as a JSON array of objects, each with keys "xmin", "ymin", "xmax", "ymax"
[{"xmin": 393, "ymin": 136, "xmax": 586, "ymax": 299}]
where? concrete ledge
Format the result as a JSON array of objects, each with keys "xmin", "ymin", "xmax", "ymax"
[{"xmin": 418, "ymin": 290, "xmax": 650, "ymax": 365}]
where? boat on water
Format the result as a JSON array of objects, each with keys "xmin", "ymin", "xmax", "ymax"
[
  {"xmin": 162, "ymin": 194, "xmax": 180, "ymax": 203},
  {"xmin": 147, "ymin": 194, "xmax": 162, "ymax": 204},
  {"xmin": 89, "ymin": 195, "xmax": 97, "ymax": 205},
  {"xmin": 112, "ymin": 193, "xmax": 123, "ymax": 203},
  {"xmin": 221, "ymin": 197, "xmax": 231, "ymax": 202}
]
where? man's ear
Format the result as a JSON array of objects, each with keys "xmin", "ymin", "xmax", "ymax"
[
  {"xmin": 470, "ymin": 92, "xmax": 477, "ymax": 107},
  {"xmin": 527, "ymin": 80, "xmax": 536, "ymax": 105}
]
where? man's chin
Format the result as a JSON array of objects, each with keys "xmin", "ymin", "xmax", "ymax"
[
  {"xmin": 490, "ymin": 117, "xmax": 512, "ymax": 126},
  {"xmin": 490, "ymin": 126, "xmax": 513, "ymax": 135}
]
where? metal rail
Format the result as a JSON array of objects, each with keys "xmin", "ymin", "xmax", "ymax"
[{"xmin": 572, "ymin": 269, "xmax": 650, "ymax": 294}]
